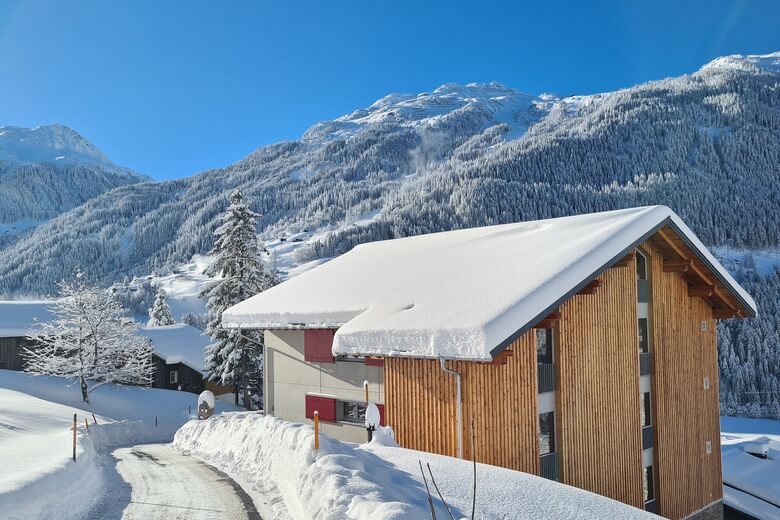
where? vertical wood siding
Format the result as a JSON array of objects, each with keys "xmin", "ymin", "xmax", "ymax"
[
  {"xmin": 556, "ymin": 264, "xmax": 645, "ymax": 508},
  {"xmin": 645, "ymin": 241, "xmax": 723, "ymax": 519},
  {"xmin": 385, "ymin": 332, "xmax": 539, "ymax": 474}
]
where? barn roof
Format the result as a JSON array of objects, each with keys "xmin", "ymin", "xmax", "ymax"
[
  {"xmin": 0, "ymin": 301, "xmax": 54, "ymax": 338},
  {"xmin": 222, "ymin": 206, "xmax": 756, "ymax": 361},
  {"xmin": 137, "ymin": 324, "xmax": 210, "ymax": 374}
]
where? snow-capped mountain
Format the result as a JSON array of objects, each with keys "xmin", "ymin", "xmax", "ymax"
[
  {"xmin": 0, "ymin": 124, "xmax": 116, "ymax": 168},
  {"xmin": 1, "ymin": 52, "xmax": 779, "ymax": 297},
  {"xmin": 0, "ymin": 124, "xmax": 148, "ymax": 241}
]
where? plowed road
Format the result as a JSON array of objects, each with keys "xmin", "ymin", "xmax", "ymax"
[{"xmin": 86, "ymin": 444, "xmax": 262, "ymax": 519}]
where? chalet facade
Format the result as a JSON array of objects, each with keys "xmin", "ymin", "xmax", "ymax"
[{"xmin": 222, "ymin": 206, "xmax": 756, "ymax": 520}]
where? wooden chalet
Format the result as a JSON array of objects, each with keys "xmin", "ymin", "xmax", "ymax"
[{"xmin": 223, "ymin": 206, "xmax": 756, "ymax": 520}]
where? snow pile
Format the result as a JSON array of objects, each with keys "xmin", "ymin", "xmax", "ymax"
[
  {"xmin": 224, "ymin": 206, "xmax": 755, "ymax": 361},
  {"xmin": 720, "ymin": 416, "xmax": 780, "ymax": 518},
  {"xmin": 0, "ymin": 387, "xmax": 105, "ymax": 520},
  {"xmin": 174, "ymin": 413, "xmax": 655, "ymax": 520},
  {"xmin": 0, "ymin": 369, "xmax": 240, "ymax": 436}
]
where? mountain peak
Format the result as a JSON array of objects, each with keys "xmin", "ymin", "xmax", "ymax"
[
  {"xmin": 0, "ymin": 124, "xmax": 116, "ymax": 168},
  {"xmin": 699, "ymin": 51, "xmax": 780, "ymax": 74}
]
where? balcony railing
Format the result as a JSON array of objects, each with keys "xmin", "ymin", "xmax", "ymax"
[
  {"xmin": 538, "ymin": 363, "xmax": 556, "ymax": 394},
  {"xmin": 540, "ymin": 452, "xmax": 559, "ymax": 481},
  {"xmin": 642, "ymin": 425, "xmax": 654, "ymax": 450},
  {"xmin": 639, "ymin": 352, "xmax": 652, "ymax": 376}
]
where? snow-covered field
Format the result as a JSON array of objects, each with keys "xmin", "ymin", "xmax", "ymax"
[
  {"xmin": 174, "ymin": 412, "xmax": 655, "ymax": 520},
  {"xmin": 721, "ymin": 416, "xmax": 780, "ymax": 519},
  {"xmin": 0, "ymin": 370, "xmax": 241, "ymax": 519}
]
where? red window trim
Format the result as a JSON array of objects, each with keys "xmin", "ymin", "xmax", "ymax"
[{"xmin": 305, "ymin": 394, "xmax": 336, "ymax": 423}]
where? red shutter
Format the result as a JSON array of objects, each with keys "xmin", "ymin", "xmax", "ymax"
[
  {"xmin": 304, "ymin": 330, "xmax": 335, "ymax": 363},
  {"xmin": 305, "ymin": 395, "xmax": 336, "ymax": 422},
  {"xmin": 364, "ymin": 356, "xmax": 384, "ymax": 366},
  {"xmin": 377, "ymin": 403, "xmax": 385, "ymax": 426}
]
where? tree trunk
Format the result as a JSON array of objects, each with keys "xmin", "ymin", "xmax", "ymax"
[
  {"xmin": 234, "ymin": 383, "xmax": 239, "ymax": 406},
  {"xmin": 81, "ymin": 376, "xmax": 90, "ymax": 403}
]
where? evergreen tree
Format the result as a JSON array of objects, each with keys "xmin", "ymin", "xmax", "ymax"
[
  {"xmin": 200, "ymin": 189, "xmax": 278, "ymax": 408},
  {"xmin": 147, "ymin": 288, "xmax": 175, "ymax": 326}
]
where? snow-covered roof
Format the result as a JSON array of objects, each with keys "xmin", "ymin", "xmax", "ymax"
[
  {"xmin": 223, "ymin": 206, "xmax": 757, "ymax": 361},
  {"xmin": 137, "ymin": 324, "xmax": 210, "ymax": 374},
  {"xmin": 0, "ymin": 301, "xmax": 54, "ymax": 337}
]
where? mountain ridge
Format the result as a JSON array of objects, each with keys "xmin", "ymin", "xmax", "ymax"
[{"xmin": 0, "ymin": 51, "xmax": 778, "ymax": 297}]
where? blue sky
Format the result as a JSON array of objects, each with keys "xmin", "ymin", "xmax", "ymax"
[{"xmin": 1, "ymin": 1, "xmax": 779, "ymax": 180}]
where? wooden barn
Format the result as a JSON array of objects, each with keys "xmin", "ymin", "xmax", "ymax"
[{"xmin": 222, "ymin": 206, "xmax": 756, "ymax": 520}]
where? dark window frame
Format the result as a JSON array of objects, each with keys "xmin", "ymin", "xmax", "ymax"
[
  {"xmin": 643, "ymin": 465, "xmax": 655, "ymax": 503},
  {"xmin": 536, "ymin": 328, "xmax": 554, "ymax": 365},
  {"xmin": 539, "ymin": 411, "xmax": 556, "ymax": 455}
]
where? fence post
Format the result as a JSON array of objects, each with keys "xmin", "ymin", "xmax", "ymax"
[
  {"xmin": 155, "ymin": 415, "xmax": 158, "ymax": 428},
  {"xmin": 92, "ymin": 413, "xmax": 97, "ymax": 425},
  {"xmin": 313, "ymin": 411, "xmax": 319, "ymax": 450},
  {"xmin": 72, "ymin": 413, "xmax": 77, "ymax": 462},
  {"xmin": 84, "ymin": 418, "xmax": 89, "ymax": 432}
]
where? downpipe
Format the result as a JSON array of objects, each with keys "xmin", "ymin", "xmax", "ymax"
[{"xmin": 439, "ymin": 358, "xmax": 463, "ymax": 458}]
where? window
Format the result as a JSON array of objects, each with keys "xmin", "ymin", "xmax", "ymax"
[
  {"xmin": 536, "ymin": 329, "xmax": 554, "ymax": 365},
  {"xmin": 638, "ymin": 319, "xmax": 649, "ymax": 353},
  {"xmin": 169, "ymin": 370, "xmax": 178, "ymax": 384},
  {"xmin": 539, "ymin": 411, "xmax": 556, "ymax": 455},
  {"xmin": 636, "ymin": 251, "xmax": 648, "ymax": 280},
  {"xmin": 643, "ymin": 465, "xmax": 655, "ymax": 503},
  {"xmin": 339, "ymin": 400, "xmax": 367, "ymax": 424},
  {"xmin": 641, "ymin": 392, "xmax": 652, "ymax": 428}
]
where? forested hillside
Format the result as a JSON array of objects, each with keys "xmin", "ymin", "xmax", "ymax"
[
  {"xmin": 0, "ymin": 125, "xmax": 148, "ymax": 246},
  {"xmin": 0, "ymin": 53, "xmax": 778, "ymax": 414}
]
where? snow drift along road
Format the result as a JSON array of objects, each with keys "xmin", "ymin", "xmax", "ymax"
[{"xmin": 174, "ymin": 412, "xmax": 657, "ymax": 520}]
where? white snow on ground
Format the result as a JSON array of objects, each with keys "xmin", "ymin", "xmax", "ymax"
[
  {"xmin": 174, "ymin": 412, "xmax": 656, "ymax": 520},
  {"xmin": 720, "ymin": 416, "xmax": 780, "ymax": 519},
  {"xmin": 137, "ymin": 323, "xmax": 210, "ymax": 373},
  {"xmin": 223, "ymin": 206, "xmax": 755, "ymax": 361},
  {"xmin": 0, "ymin": 370, "xmax": 242, "ymax": 519},
  {"xmin": 152, "ymin": 254, "xmax": 212, "ymax": 318},
  {"xmin": 700, "ymin": 51, "xmax": 780, "ymax": 74}
]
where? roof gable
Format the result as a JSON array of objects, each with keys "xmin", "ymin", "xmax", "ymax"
[{"xmin": 222, "ymin": 206, "xmax": 756, "ymax": 361}]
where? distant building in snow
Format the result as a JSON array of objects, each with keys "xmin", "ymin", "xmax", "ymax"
[
  {"xmin": 223, "ymin": 206, "xmax": 757, "ymax": 520},
  {"xmin": 0, "ymin": 303, "xmax": 228, "ymax": 397}
]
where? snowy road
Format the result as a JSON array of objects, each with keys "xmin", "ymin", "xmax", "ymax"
[{"xmin": 86, "ymin": 444, "xmax": 262, "ymax": 519}]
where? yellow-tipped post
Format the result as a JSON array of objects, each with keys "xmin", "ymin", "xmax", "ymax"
[
  {"xmin": 363, "ymin": 380, "xmax": 369, "ymax": 404},
  {"xmin": 313, "ymin": 411, "xmax": 320, "ymax": 450}
]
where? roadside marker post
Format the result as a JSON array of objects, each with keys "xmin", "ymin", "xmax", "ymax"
[
  {"xmin": 92, "ymin": 413, "xmax": 97, "ymax": 425},
  {"xmin": 84, "ymin": 418, "xmax": 89, "ymax": 432},
  {"xmin": 313, "ymin": 411, "xmax": 320, "ymax": 450}
]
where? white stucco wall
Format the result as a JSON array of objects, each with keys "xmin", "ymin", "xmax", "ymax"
[{"xmin": 265, "ymin": 329, "xmax": 384, "ymax": 443}]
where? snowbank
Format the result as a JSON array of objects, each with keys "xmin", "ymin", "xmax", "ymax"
[
  {"xmin": 720, "ymin": 416, "xmax": 780, "ymax": 518},
  {"xmin": 0, "ymin": 370, "xmax": 243, "ymax": 519},
  {"xmin": 0, "ymin": 369, "xmax": 239, "ymax": 433},
  {"xmin": 174, "ymin": 413, "xmax": 655, "ymax": 520}
]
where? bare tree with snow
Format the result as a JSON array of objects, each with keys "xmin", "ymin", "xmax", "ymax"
[
  {"xmin": 201, "ymin": 189, "xmax": 278, "ymax": 408},
  {"xmin": 23, "ymin": 270, "xmax": 154, "ymax": 403},
  {"xmin": 147, "ymin": 288, "xmax": 175, "ymax": 326}
]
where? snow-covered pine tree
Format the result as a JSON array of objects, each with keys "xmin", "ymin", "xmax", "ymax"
[
  {"xmin": 200, "ymin": 189, "xmax": 278, "ymax": 408},
  {"xmin": 23, "ymin": 270, "xmax": 154, "ymax": 403},
  {"xmin": 148, "ymin": 288, "xmax": 175, "ymax": 326}
]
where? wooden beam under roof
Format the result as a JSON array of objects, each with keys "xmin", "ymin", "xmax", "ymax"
[
  {"xmin": 534, "ymin": 311, "xmax": 561, "ymax": 329},
  {"xmin": 689, "ymin": 285, "xmax": 714, "ymax": 298},
  {"xmin": 713, "ymin": 309, "xmax": 739, "ymax": 319},
  {"xmin": 663, "ymin": 259, "xmax": 693, "ymax": 273}
]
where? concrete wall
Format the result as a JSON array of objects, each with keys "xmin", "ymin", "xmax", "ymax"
[{"xmin": 265, "ymin": 329, "xmax": 384, "ymax": 443}]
